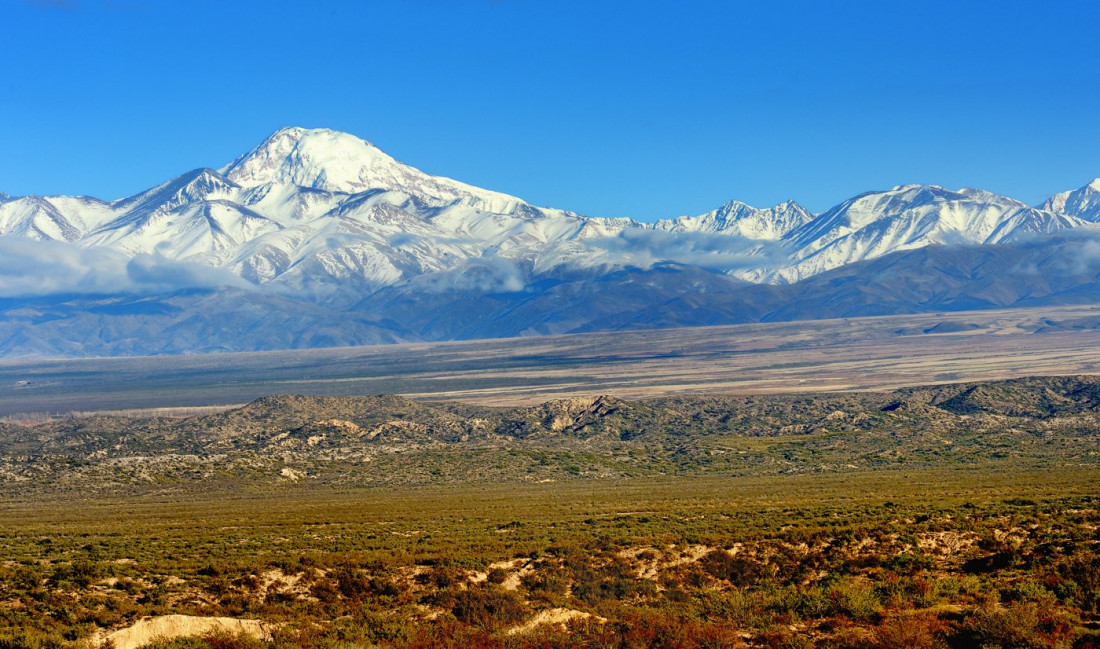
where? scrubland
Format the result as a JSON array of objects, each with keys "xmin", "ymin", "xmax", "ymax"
[{"xmin": 0, "ymin": 376, "xmax": 1097, "ymax": 647}]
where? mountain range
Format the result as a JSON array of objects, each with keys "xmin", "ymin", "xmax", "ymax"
[{"xmin": 2, "ymin": 127, "xmax": 1099, "ymax": 357}]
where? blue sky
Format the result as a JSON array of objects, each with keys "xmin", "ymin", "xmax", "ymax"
[{"xmin": 3, "ymin": 0, "xmax": 1099, "ymax": 220}]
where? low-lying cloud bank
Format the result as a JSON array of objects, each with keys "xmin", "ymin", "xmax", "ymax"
[
  {"xmin": 3, "ymin": 227, "xmax": 1099, "ymax": 302},
  {"xmin": 581, "ymin": 229, "xmax": 792, "ymax": 273},
  {"xmin": 0, "ymin": 239, "xmax": 251, "ymax": 297}
]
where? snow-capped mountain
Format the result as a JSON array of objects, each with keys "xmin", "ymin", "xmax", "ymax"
[
  {"xmin": 0, "ymin": 129, "xmax": 636, "ymax": 300},
  {"xmin": 0, "ymin": 126, "xmax": 1097, "ymax": 303},
  {"xmin": 222, "ymin": 127, "xmax": 527, "ymax": 212},
  {"xmin": 655, "ymin": 200, "xmax": 813, "ymax": 240},
  {"xmin": 771, "ymin": 184, "xmax": 1087, "ymax": 282},
  {"xmin": 3, "ymin": 126, "xmax": 1100, "ymax": 356},
  {"xmin": 1041, "ymin": 178, "xmax": 1100, "ymax": 222},
  {"xmin": 0, "ymin": 194, "xmax": 115, "ymax": 242}
]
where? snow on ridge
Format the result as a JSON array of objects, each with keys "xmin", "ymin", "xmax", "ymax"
[
  {"xmin": 653, "ymin": 199, "xmax": 813, "ymax": 241},
  {"xmin": 219, "ymin": 127, "xmax": 531, "ymax": 212},
  {"xmin": 1040, "ymin": 178, "xmax": 1100, "ymax": 223},
  {"xmin": 765, "ymin": 183, "xmax": 1087, "ymax": 283},
  {"xmin": 0, "ymin": 126, "xmax": 1097, "ymax": 296}
]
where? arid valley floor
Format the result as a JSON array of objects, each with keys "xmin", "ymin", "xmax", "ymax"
[{"xmin": 4, "ymin": 304, "xmax": 1100, "ymax": 417}]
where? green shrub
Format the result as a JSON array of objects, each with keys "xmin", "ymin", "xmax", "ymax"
[
  {"xmin": 827, "ymin": 578, "xmax": 881, "ymax": 621},
  {"xmin": 699, "ymin": 549, "xmax": 767, "ymax": 587},
  {"xmin": 1053, "ymin": 552, "xmax": 1100, "ymax": 614},
  {"xmin": 960, "ymin": 602, "xmax": 1074, "ymax": 649},
  {"xmin": 0, "ymin": 631, "xmax": 65, "ymax": 649}
]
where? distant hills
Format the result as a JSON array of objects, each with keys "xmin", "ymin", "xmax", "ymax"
[
  {"xmin": 1, "ymin": 127, "xmax": 1099, "ymax": 356},
  {"xmin": 2, "ymin": 376, "xmax": 1098, "ymax": 493}
]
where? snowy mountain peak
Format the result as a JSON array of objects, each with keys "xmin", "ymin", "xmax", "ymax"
[
  {"xmin": 1041, "ymin": 177, "xmax": 1100, "ymax": 222},
  {"xmin": 654, "ymin": 199, "xmax": 812, "ymax": 240},
  {"xmin": 220, "ymin": 127, "xmax": 395, "ymax": 193},
  {"xmin": 892, "ymin": 183, "xmax": 945, "ymax": 192},
  {"xmin": 112, "ymin": 168, "xmax": 238, "ymax": 214},
  {"xmin": 218, "ymin": 127, "xmax": 529, "ymax": 212},
  {"xmin": 776, "ymin": 181, "xmax": 1084, "ymax": 284},
  {"xmin": 1, "ymin": 125, "xmax": 1097, "ymax": 307}
]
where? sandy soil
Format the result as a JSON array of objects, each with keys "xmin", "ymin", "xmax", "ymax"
[
  {"xmin": 507, "ymin": 608, "xmax": 602, "ymax": 635},
  {"xmin": 94, "ymin": 614, "xmax": 272, "ymax": 649}
]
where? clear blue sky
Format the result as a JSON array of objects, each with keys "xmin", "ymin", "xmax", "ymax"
[{"xmin": 3, "ymin": 0, "xmax": 1099, "ymax": 219}]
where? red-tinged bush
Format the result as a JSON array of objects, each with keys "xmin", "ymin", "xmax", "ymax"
[
  {"xmin": 448, "ymin": 585, "xmax": 529, "ymax": 630},
  {"xmin": 693, "ymin": 623, "xmax": 745, "ymax": 649},
  {"xmin": 753, "ymin": 627, "xmax": 813, "ymax": 649},
  {"xmin": 872, "ymin": 613, "xmax": 949, "ymax": 649},
  {"xmin": 200, "ymin": 632, "xmax": 264, "ymax": 649},
  {"xmin": 395, "ymin": 619, "xmax": 500, "ymax": 649}
]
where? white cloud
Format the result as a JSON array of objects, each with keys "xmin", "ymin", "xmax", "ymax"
[
  {"xmin": 0, "ymin": 238, "xmax": 250, "ymax": 297},
  {"xmin": 410, "ymin": 255, "xmax": 529, "ymax": 294},
  {"xmin": 581, "ymin": 229, "xmax": 793, "ymax": 272}
]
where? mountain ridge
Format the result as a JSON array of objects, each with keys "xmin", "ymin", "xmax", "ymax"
[
  {"xmin": 2, "ymin": 126, "xmax": 1099, "ymax": 356},
  {"xmin": 4, "ymin": 126, "xmax": 1097, "ymax": 294}
]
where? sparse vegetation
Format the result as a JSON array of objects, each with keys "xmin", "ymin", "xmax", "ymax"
[
  {"xmin": 0, "ymin": 377, "xmax": 1097, "ymax": 647},
  {"xmin": 2, "ymin": 376, "xmax": 1100, "ymax": 494},
  {"xmin": 0, "ymin": 469, "xmax": 1095, "ymax": 647}
]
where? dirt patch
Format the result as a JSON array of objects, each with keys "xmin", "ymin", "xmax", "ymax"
[
  {"xmin": 280, "ymin": 467, "xmax": 305, "ymax": 481},
  {"xmin": 500, "ymin": 559, "xmax": 535, "ymax": 591},
  {"xmin": 615, "ymin": 544, "xmax": 724, "ymax": 580},
  {"xmin": 469, "ymin": 558, "xmax": 526, "ymax": 585},
  {"xmin": 94, "ymin": 614, "xmax": 272, "ymax": 649},
  {"xmin": 507, "ymin": 608, "xmax": 602, "ymax": 635},
  {"xmin": 916, "ymin": 531, "xmax": 977, "ymax": 557}
]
